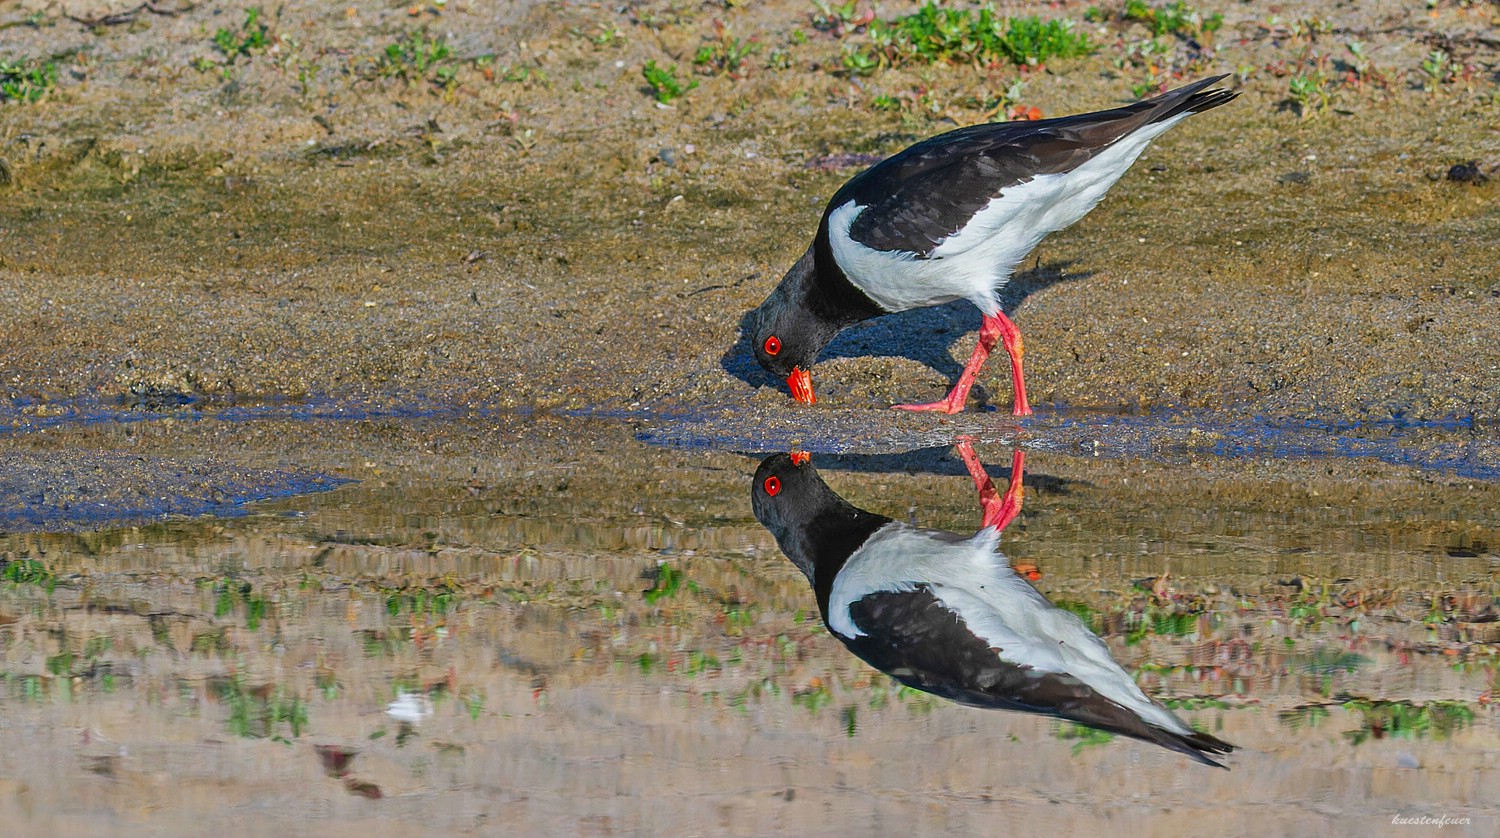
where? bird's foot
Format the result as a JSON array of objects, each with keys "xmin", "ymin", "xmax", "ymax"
[{"xmin": 891, "ymin": 396, "xmax": 967, "ymax": 415}]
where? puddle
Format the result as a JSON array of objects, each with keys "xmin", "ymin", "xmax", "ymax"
[{"xmin": 1, "ymin": 412, "xmax": 1497, "ymax": 835}]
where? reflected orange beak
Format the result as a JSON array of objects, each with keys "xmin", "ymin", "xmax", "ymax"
[
  {"xmin": 790, "ymin": 451, "xmax": 811, "ymax": 466},
  {"xmin": 786, "ymin": 367, "xmax": 815, "ymax": 404}
]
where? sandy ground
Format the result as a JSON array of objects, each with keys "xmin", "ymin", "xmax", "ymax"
[{"xmin": 1, "ymin": 0, "xmax": 1497, "ymax": 429}]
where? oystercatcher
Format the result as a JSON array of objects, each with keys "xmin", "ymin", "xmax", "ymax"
[
  {"xmin": 751, "ymin": 442, "xmax": 1235, "ymax": 767},
  {"xmin": 749, "ymin": 76, "xmax": 1238, "ymax": 414}
]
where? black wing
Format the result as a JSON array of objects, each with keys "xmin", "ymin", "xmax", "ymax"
[
  {"xmin": 843, "ymin": 587, "xmax": 1235, "ymax": 767},
  {"xmin": 828, "ymin": 76, "xmax": 1237, "ymax": 256}
]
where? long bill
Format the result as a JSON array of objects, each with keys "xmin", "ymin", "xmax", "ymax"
[{"xmin": 786, "ymin": 367, "xmax": 815, "ymax": 404}]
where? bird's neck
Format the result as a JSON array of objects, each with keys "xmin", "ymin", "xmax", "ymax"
[
  {"xmin": 778, "ymin": 502, "xmax": 892, "ymax": 616},
  {"xmin": 805, "ymin": 228, "xmax": 886, "ymax": 327}
]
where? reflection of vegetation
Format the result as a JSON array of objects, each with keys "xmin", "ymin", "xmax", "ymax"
[
  {"xmin": 1280, "ymin": 703, "xmax": 1331, "ymax": 731},
  {"xmin": 358, "ymin": 628, "xmax": 412, "ymax": 657},
  {"xmin": 1054, "ymin": 599, "xmax": 1098, "ymax": 627},
  {"xmin": 1342, "ymin": 699, "xmax": 1476, "ymax": 745},
  {"xmin": 1056, "ymin": 722, "xmax": 1115, "ymax": 756},
  {"xmin": 1280, "ymin": 699, "xmax": 1478, "ymax": 745},
  {"xmin": 8, "ymin": 673, "xmax": 47, "ymax": 701},
  {"xmin": 1126, "ymin": 608, "xmax": 1201, "ymax": 644},
  {"xmin": 643, "ymin": 563, "xmax": 689, "ymax": 604},
  {"xmin": 214, "ymin": 580, "xmax": 270, "ymax": 629},
  {"xmin": 385, "ymin": 581, "xmax": 458, "ymax": 617},
  {"xmin": 208, "ymin": 675, "xmax": 308, "ymax": 742},
  {"xmin": 792, "ymin": 682, "xmax": 834, "ymax": 713},
  {"xmin": 463, "ymin": 689, "xmax": 485, "ymax": 721},
  {"xmin": 1, "ymin": 559, "xmax": 56, "ymax": 592},
  {"xmin": 1163, "ymin": 696, "xmax": 1232, "ymax": 711},
  {"xmin": 1298, "ymin": 646, "xmax": 1370, "ymax": 675},
  {"xmin": 726, "ymin": 677, "xmax": 782, "ymax": 709},
  {"xmin": 191, "ymin": 627, "xmax": 232, "ymax": 655}
]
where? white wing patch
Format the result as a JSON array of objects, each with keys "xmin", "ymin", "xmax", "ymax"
[
  {"xmin": 827, "ymin": 113, "xmax": 1192, "ymax": 317},
  {"xmin": 828, "ymin": 522, "xmax": 1191, "ymax": 734}
]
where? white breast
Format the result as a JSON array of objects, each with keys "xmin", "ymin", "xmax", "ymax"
[
  {"xmin": 827, "ymin": 113, "xmax": 1191, "ymax": 317},
  {"xmin": 828, "ymin": 522, "xmax": 1191, "ymax": 734}
]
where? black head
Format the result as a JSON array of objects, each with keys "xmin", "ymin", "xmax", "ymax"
[
  {"xmin": 751, "ymin": 452, "xmax": 824, "ymax": 558},
  {"xmin": 748, "ymin": 246, "xmax": 841, "ymax": 404},
  {"xmin": 751, "ymin": 452, "xmax": 890, "ymax": 586}
]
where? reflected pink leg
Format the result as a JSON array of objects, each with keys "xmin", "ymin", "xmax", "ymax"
[
  {"xmin": 892, "ymin": 312, "xmax": 1032, "ymax": 416},
  {"xmin": 954, "ymin": 440, "xmax": 1025, "ymax": 533}
]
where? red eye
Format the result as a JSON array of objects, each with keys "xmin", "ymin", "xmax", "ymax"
[
  {"xmin": 763, "ymin": 476, "xmax": 781, "ymax": 496},
  {"xmin": 763, "ymin": 336, "xmax": 781, "ymax": 356}
]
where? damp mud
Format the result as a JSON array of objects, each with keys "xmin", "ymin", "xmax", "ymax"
[{"xmin": 2, "ymin": 0, "xmax": 1499, "ymax": 835}]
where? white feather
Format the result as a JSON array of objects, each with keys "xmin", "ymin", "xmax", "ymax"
[
  {"xmin": 827, "ymin": 114, "xmax": 1191, "ymax": 316},
  {"xmin": 828, "ymin": 522, "xmax": 1192, "ymax": 734}
]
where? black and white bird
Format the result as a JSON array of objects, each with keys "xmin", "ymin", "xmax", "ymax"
[
  {"xmin": 751, "ymin": 444, "xmax": 1235, "ymax": 767},
  {"xmin": 749, "ymin": 76, "xmax": 1238, "ymax": 414}
]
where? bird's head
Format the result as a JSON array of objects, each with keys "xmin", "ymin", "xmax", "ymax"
[
  {"xmin": 751, "ymin": 451, "xmax": 821, "ymax": 579},
  {"xmin": 750, "ymin": 308, "xmax": 818, "ymax": 405},
  {"xmin": 749, "ymin": 248, "xmax": 831, "ymax": 404}
]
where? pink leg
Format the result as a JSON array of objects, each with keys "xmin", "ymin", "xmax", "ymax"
[
  {"xmin": 892, "ymin": 312, "xmax": 1032, "ymax": 416},
  {"xmin": 954, "ymin": 440, "xmax": 1025, "ymax": 533}
]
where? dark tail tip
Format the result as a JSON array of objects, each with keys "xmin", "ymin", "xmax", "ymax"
[{"xmin": 1167, "ymin": 728, "xmax": 1238, "ymax": 769}]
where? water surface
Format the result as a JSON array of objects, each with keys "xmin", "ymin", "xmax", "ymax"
[{"xmin": 1, "ymin": 412, "xmax": 1495, "ymax": 835}]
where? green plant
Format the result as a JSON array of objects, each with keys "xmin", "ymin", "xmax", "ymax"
[
  {"xmin": 1341, "ymin": 40, "xmax": 1372, "ymax": 84},
  {"xmin": 0, "ymin": 56, "xmax": 59, "ymax": 103},
  {"xmin": 588, "ymin": 23, "xmax": 624, "ymax": 48},
  {"xmin": 642, "ymin": 59, "xmax": 697, "ymax": 103},
  {"xmin": 1288, "ymin": 69, "xmax": 1332, "ymax": 118},
  {"xmin": 865, "ymin": 4, "xmax": 1093, "ymax": 69},
  {"xmin": 811, "ymin": 1, "xmax": 874, "ymax": 35},
  {"xmin": 376, "ymin": 31, "xmax": 454, "ymax": 84},
  {"xmin": 1419, "ymin": 49, "xmax": 1452, "ymax": 93},
  {"xmin": 1121, "ymin": 0, "xmax": 1223, "ymax": 39},
  {"xmin": 840, "ymin": 43, "xmax": 878, "ymax": 76},
  {"xmin": 694, "ymin": 21, "xmax": 761, "ymax": 77},
  {"xmin": 212, "ymin": 7, "xmax": 270, "ymax": 64}
]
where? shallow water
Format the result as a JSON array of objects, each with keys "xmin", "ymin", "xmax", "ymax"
[{"xmin": 1, "ymin": 411, "xmax": 1496, "ymax": 836}]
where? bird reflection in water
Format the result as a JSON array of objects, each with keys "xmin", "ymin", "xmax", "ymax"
[{"xmin": 751, "ymin": 440, "xmax": 1235, "ymax": 767}]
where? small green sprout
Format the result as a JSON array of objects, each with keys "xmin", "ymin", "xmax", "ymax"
[{"xmin": 642, "ymin": 59, "xmax": 697, "ymax": 103}]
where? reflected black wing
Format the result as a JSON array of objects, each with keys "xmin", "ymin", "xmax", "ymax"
[{"xmin": 842, "ymin": 588, "xmax": 1234, "ymax": 767}]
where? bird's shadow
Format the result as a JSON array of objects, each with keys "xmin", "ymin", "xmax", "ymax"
[
  {"xmin": 722, "ymin": 259, "xmax": 1092, "ymax": 404},
  {"xmin": 803, "ymin": 445, "xmax": 1079, "ymax": 496}
]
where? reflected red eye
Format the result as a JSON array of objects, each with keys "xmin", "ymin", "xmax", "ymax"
[
  {"xmin": 763, "ymin": 476, "xmax": 781, "ymax": 496},
  {"xmin": 763, "ymin": 336, "xmax": 781, "ymax": 356}
]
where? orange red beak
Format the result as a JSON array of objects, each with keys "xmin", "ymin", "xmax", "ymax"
[
  {"xmin": 789, "ymin": 451, "xmax": 811, "ymax": 466},
  {"xmin": 786, "ymin": 367, "xmax": 815, "ymax": 404}
]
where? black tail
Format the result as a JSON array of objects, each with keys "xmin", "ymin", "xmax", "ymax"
[
  {"xmin": 1146, "ymin": 725, "xmax": 1238, "ymax": 770},
  {"xmin": 1144, "ymin": 74, "xmax": 1240, "ymax": 124}
]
